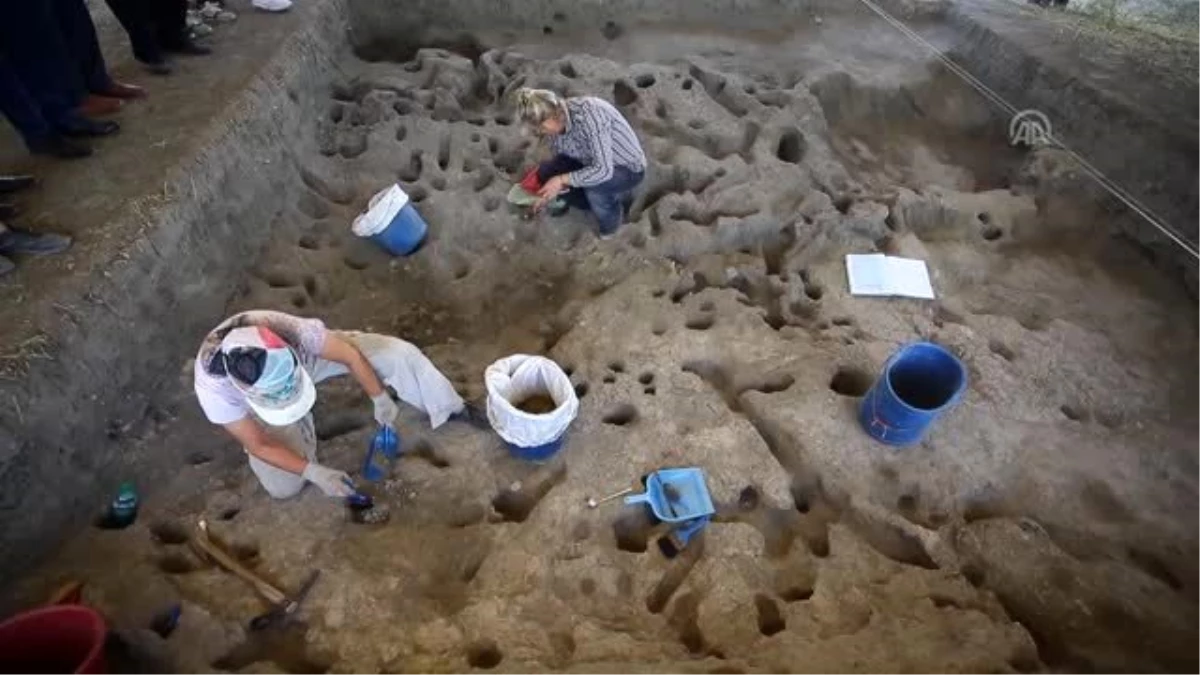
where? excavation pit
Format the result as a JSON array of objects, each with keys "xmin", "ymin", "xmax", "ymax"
[{"xmin": 0, "ymin": 0, "xmax": 1195, "ymax": 672}]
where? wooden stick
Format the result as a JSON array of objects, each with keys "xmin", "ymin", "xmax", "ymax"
[{"xmin": 192, "ymin": 520, "xmax": 288, "ymax": 606}]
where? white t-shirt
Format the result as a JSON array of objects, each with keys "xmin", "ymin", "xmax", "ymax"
[{"xmin": 193, "ymin": 310, "xmax": 328, "ymax": 425}]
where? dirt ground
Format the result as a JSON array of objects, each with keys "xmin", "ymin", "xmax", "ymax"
[{"xmin": 3, "ymin": 1, "xmax": 1198, "ymax": 673}]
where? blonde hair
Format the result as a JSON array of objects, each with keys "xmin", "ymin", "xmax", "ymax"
[{"xmin": 513, "ymin": 87, "xmax": 565, "ymax": 127}]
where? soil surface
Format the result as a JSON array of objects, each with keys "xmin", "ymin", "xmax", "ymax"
[
  {"xmin": 517, "ymin": 395, "xmax": 559, "ymax": 415},
  {"xmin": 2, "ymin": 1, "xmax": 1197, "ymax": 673}
]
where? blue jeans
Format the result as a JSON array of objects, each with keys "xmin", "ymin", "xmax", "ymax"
[{"xmin": 538, "ymin": 155, "xmax": 645, "ymax": 235}]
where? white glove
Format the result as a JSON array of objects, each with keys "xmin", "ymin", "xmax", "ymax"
[
  {"xmin": 372, "ymin": 392, "xmax": 399, "ymax": 428},
  {"xmin": 302, "ymin": 462, "xmax": 353, "ymax": 498}
]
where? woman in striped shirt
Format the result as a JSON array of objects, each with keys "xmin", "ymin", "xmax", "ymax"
[{"xmin": 514, "ymin": 87, "xmax": 646, "ymax": 237}]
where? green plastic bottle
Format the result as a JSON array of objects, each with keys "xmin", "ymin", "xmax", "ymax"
[{"xmin": 109, "ymin": 482, "xmax": 139, "ymax": 528}]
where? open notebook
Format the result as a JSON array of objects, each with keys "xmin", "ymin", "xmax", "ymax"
[{"xmin": 845, "ymin": 253, "xmax": 935, "ymax": 300}]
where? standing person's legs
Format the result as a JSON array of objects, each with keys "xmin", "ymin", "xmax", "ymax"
[
  {"xmin": 245, "ymin": 413, "xmax": 317, "ymax": 498},
  {"xmin": 152, "ymin": 0, "xmax": 192, "ymax": 51},
  {"xmin": 0, "ymin": 53, "xmax": 92, "ymax": 156},
  {"xmin": 50, "ymin": 0, "xmax": 116, "ymax": 94},
  {"xmin": 0, "ymin": 0, "xmax": 87, "ymax": 115},
  {"xmin": 0, "ymin": 57, "xmax": 56, "ymax": 150},
  {"xmin": 103, "ymin": 0, "xmax": 166, "ymax": 66},
  {"xmin": 309, "ymin": 331, "xmax": 466, "ymax": 429},
  {"xmin": 583, "ymin": 166, "xmax": 645, "ymax": 235}
]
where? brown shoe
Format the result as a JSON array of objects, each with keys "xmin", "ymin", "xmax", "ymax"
[
  {"xmin": 80, "ymin": 95, "xmax": 122, "ymax": 117},
  {"xmin": 99, "ymin": 82, "xmax": 146, "ymax": 99}
]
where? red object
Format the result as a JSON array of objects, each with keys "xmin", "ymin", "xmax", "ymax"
[
  {"xmin": 519, "ymin": 167, "xmax": 542, "ymax": 193},
  {"xmin": 99, "ymin": 82, "xmax": 146, "ymax": 100},
  {"xmin": 0, "ymin": 605, "xmax": 108, "ymax": 673},
  {"xmin": 79, "ymin": 95, "xmax": 122, "ymax": 117}
]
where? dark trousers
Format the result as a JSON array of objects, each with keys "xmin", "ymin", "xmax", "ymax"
[
  {"xmin": 538, "ymin": 154, "xmax": 645, "ymax": 235},
  {"xmin": 0, "ymin": 0, "xmax": 116, "ymax": 149},
  {"xmin": 0, "ymin": 0, "xmax": 111, "ymax": 107},
  {"xmin": 52, "ymin": 0, "xmax": 114, "ymax": 93},
  {"xmin": 0, "ymin": 57, "xmax": 56, "ymax": 147},
  {"xmin": 104, "ymin": 0, "xmax": 188, "ymax": 65}
]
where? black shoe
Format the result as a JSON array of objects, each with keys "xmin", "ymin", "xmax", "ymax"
[
  {"xmin": 28, "ymin": 135, "xmax": 92, "ymax": 159},
  {"xmin": 0, "ymin": 228, "xmax": 72, "ymax": 256},
  {"xmin": 144, "ymin": 60, "xmax": 173, "ymax": 76},
  {"xmin": 167, "ymin": 39, "xmax": 212, "ymax": 56},
  {"xmin": 58, "ymin": 117, "xmax": 120, "ymax": 138},
  {"xmin": 0, "ymin": 174, "xmax": 35, "ymax": 193},
  {"xmin": 451, "ymin": 401, "xmax": 491, "ymax": 430},
  {"xmin": 0, "ymin": 203, "xmax": 18, "ymax": 220},
  {"xmin": 0, "ymin": 255, "xmax": 13, "ymax": 277}
]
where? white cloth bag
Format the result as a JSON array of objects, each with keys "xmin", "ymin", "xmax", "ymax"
[
  {"xmin": 485, "ymin": 354, "xmax": 579, "ymax": 447},
  {"xmin": 352, "ymin": 184, "xmax": 410, "ymax": 237}
]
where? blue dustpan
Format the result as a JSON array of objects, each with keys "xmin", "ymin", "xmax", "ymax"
[
  {"xmin": 624, "ymin": 468, "xmax": 715, "ymax": 523},
  {"xmin": 362, "ymin": 426, "xmax": 400, "ymax": 481}
]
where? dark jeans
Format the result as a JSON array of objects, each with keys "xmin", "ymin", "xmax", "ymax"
[
  {"xmin": 537, "ymin": 154, "xmax": 645, "ymax": 235},
  {"xmin": 104, "ymin": 0, "xmax": 188, "ymax": 64},
  {"xmin": 51, "ymin": 0, "xmax": 114, "ymax": 93},
  {"xmin": 0, "ymin": 56, "xmax": 56, "ymax": 147},
  {"xmin": 0, "ymin": 0, "xmax": 111, "ymax": 110}
]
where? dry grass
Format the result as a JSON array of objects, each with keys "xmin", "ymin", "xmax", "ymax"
[
  {"xmin": 1008, "ymin": 0, "xmax": 1198, "ymax": 86},
  {"xmin": 1057, "ymin": 0, "xmax": 1198, "ymax": 41},
  {"xmin": 0, "ymin": 333, "xmax": 52, "ymax": 381}
]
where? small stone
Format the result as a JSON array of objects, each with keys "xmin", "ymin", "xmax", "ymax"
[
  {"xmin": 199, "ymin": 1, "xmax": 222, "ymax": 19},
  {"xmin": 216, "ymin": 10, "xmax": 237, "ymax": 22}
]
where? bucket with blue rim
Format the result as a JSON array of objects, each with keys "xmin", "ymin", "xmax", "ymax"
[
  {"xmin": 353, "ymin": 184, "xmax": 428, "ymax": 256},
  {"xmin": 371, "ymin": 203, "xmax": 427, "ymax": 256},
  {"xmin": 507, "ymin": 433, "xmax": 567, "ymax": 463},
  {"xmin": 858, "ymin": 341, "xmax": 966, "ymax": 446},
  {"xmin": 484, "ymin": 355, "xmax": 580, "ymax": 463}
]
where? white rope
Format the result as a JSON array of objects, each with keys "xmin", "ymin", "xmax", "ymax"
[{"xmin": 853, "ymin": 0, "xmax": 1199, "ymax": 261}]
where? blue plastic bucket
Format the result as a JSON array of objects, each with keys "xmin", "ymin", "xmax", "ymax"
[
  {"xmin": 369, "ymin": 203, "xmax": 427, "ymax": 256},
  {"xmin": 506, "ymin": 432, "xmax": 566, "ymax": 462},
  {"xmin": 858, "ymin": 341, "xmax": 966, "ymax": 446}
]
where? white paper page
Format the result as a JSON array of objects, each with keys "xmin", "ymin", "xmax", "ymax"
[
  {"xmin": 845, "ymin": 254, "xmax": 890, "ymax": 296},
  {"xmin": 884, "ymin": 256, "xmax": 935, "ymax": 299}
]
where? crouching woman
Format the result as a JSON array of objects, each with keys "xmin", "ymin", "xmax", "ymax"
[{"xmin": 514, "ymin": 87, "xmax": 646, "ymax": 237}]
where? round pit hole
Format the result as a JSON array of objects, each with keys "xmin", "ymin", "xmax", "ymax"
[
  {"xmin": 157, "ymin": 553, "xmax": 198, "ymax": 575},
  {"xmin": 466, "ymin": 639, "xmax": 503, "ymax": 669},
  {"xmin": 829, "ymin": 366, "xmax": 872, "ymax": 397},
  {"xmin": 149, "ymin": 521, "xmax": 189, "ymax": 545},
  {"xmin": 602, "ymin": 403, "xmax": 638, "ymax": 426}
]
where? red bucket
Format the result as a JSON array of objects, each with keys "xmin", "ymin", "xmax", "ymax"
[{"xmin": 0, "ymin": 605, "xmax": 108, "ymax": 673}]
